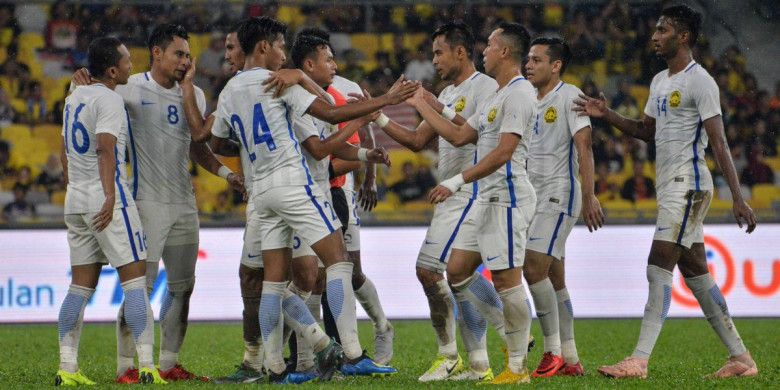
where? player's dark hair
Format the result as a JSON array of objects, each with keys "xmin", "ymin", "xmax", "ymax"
[
  {"xmin": 530, "ymin": 36, "xmax": 572, "ymax": 76},
  {"xmin": 660, "ymin": 5, "xmax": 702, "ymax": 46},
  {"xmin": 298, "ymin": 27, "xmax": 330, "ymax": 42},
  {"xmin": 291, "ymin": 34, "xmax": 330, "ymax": 68},
  {"xmin": 497, "ymin": 22, "xmax": 530, "ymax": 64},
  {"xmin": 431, "ymin": 21, "xmax": 475, "ymax": 59},
  {"xmin": 237, "ymin": 16, "xmax": 287, "ymax": 56},
  {"xmin": 228, "ymin": 19, "xmax": 246, "ymax": 34},
  {"xmin": 88, "ymin": 37, "xmax": 123, "ymax": 79},
  {"xmin": 147, "ymin": 23, "xmax": 189, "ymax": 52}
]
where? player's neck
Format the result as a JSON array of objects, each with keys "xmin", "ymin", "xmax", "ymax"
[
  {"xmin": 495, "ymin": 64, "xmax": 522, "ymax": 90},
  {"xmin": 452, "ymin": 63, "xmax": 477, "ymax": 87},
  {"xmin": 244, "ymin": 53, "xmax": 268, "ymax": 72},
  {"xmin": 92, "ymin": 77, "xmax": 116, "ymax": 90},
  {"xmin": 536, "ymin": 76, "xmax": 561, "ymax": 100},
  {"xmin": 666, "ymin": 49, "xmax": 693, "ymax": 75},
  {"xmin": 150, "ymin": 67, "xmax": 175, "ymax": 89}
]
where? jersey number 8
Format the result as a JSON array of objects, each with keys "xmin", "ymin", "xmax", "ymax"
[
  {"xmin": 231, "ymin": 103, "xmax": 277, "ymax": 162},
  {"xmin": 167, "ymin": 105, "xmax": 179, "ymax": 124},
  {"xmin": 64, "ymin": 103, "xmax": 90, "ymax": 154}
]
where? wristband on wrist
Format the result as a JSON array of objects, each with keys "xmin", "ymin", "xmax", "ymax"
[
  {"xmin": 441, "ymin": 106, "xmax": 457, "ymax": 121},
  {"xmin": 373, "ymin": 113, "xmax": 390, "ymax": 128},
  {"xmin": 218, "ymin": 166, "xmax": 233, "ymax": 180},
  {"xmin": 357, "ymin": 148, "xmax": 369, "ymax": 162},
  {"xmin": 440, "ymin": 173, "xmax": 465, "ymax": 193}
]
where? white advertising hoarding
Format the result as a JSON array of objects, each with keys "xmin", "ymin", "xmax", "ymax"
[{"xmin": 0, "ymin": 225, "xmax": 778, "ymax": 323}]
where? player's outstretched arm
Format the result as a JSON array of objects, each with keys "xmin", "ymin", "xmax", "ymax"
[
  {"xmin": 263, "ymin": 69, "xmax": 331, "ymax": 101},
  {"xmin": 180, "ymin": 59, "xmax": 213, "ymax": 143},
  {"xmin": 573, "ymin": 126, "xmax": 605, "ymax": 231},
  {"xmin": 302, "ymin": 115, "xmax": 374, "ymax": 161},
  {"xmin": 93, "ymin": 133, "xmax": 117, "ymax": 232},
  {"xmin": 573, "ymin": 92, "xmax": 655, "ymax": 142},
  {"xmin": 703, "ymin": 115, "xmax": 757, "ymax": 233},
  {"xmin": 429, "ymin": 132, "xmax": 519, "ymax": 203},
  {"xmin": 306, "ymin": 77, "xmax": 419, "ymax": 124},
  {"xmin": 406, "ymin": 87, "xmax": 477, "ymax": 147},
  {"xmin": 190, "ymin": 142, "xmax": 246, "ymax": 197}
]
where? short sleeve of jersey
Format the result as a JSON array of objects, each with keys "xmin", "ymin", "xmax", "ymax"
[
  {"xmin": 643, "ymin": 75, "xmax": 658, "ymax": 119},
  {"xmin": 94, "ymin": 93, "xmax": 125, "ymax": 137},
  {"xmin": 565, "ymin": 86, "xmax": 591, "ymax": 137},
  {"xmin": 690, "ymin": 72, "xmax": 722, "ymax": 121},
  {"xmin": 293, "ymin": 115, "xmax": 319, "ymax": 141},
  {"xmin": 195, "ymin": 86, "xmax": 208, "ymax": 117},
  {"xmin": 211, "ymin": 88, "xmax": 232, "ymax": 139},
  {"xmin": 281, "ymin": 85, "xmax": 317, "ymax": 117},
  {"xmin": 466, "ymin": 111, "xmax": 481, "ymax": 131},
  {"xmin": 499, "ymin": 89, "xmax": 533, "ymax": 136}
]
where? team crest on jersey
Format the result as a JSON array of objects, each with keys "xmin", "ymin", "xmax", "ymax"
[
  {"xmin": 487, "ymin": 107, "xmax": 497, "ymax": 123},
  {"xmin": 544, "ymin": 106, "xmax": 557, "ymax": 123},
  {"xmin": 669, "ymin": 90, "xmax": 681, "ymax": 108},
  {"xmin": 454, "ymin": 96, "xmax": 466, "ymax": 113}
]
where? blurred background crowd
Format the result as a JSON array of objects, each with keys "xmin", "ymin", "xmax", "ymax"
[{"xmin": 0, "ymin": 0, "xmax": 777, "ymax": 226}]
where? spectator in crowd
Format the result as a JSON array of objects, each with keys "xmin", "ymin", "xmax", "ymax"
[
  {"xmin": 0, "ymin": 86, "xmax": 14, "ymax": 127},
  {"xmin": 211, "ymin": 190, "xmax": 234, "ymax": 218},
  {"xmin": 621, "ymin": 160, "xmax": 655, "ymax": 202},
  {"xmin": 769, "ymin": 81, "xmax": 780, "ymax": 111},
  {"xmin": 340, "ymin": 49, "xmax": 366, "ymax": 84},
  {"xmin": 2, "ymin": 182, "xmax": 36, "ymax": 222},
  {"xmin": 752, "ymin": 119, "xmax": 776, "ymax": 157},
  {"xmin": 403, "ymin": 43, "xmax": 435, "ymax": 84},
  {"xmin": 741, "ymin": 144, "xmax": 774, "ymax": 187},
  {"xmin": 23, "ymin": 81, "xmax": 46, "ymax": 125},
  {"xmin": 36, "ymin": 154, "xmax": 65, "ymax": 194},
  {"xmin": 595, "ymin": 137, "xmax": 625, "ymax": 173},
  {"xmin": 0, "ymin": 140, "xmax": 12, "ymax": 177},
  {"xmin": 367, "ymin": 51, "xmax": 397, "ymax": 87},
  {"xmin": 195, "ymin": 32, "xmax": 225, "ymax": 95},
  {"xmin": 595, "ymin": 161, "xmax": 618, "ymax": 200},
  {"xmin": 389, "ymin": 161, "xmax": 436, "ymax": 203},
  {"xmin": 45, "ymin": 0, "xmax": 79, "ymax": 51},
  {"xmin": 15, "ymin": 165, "xmax": 33, "ymax": 191}
]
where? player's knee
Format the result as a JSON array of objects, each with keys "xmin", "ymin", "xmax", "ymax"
[
  {"xmin": 416, "ymin": 266, "xmax": 443, "ymax": 288},
  {"xmin": 491, "ymin": 269, "xmax": 521, "ymax": 292},
  {"xmin": 549, "ymin": 272, "xmax": 566, "ymax": 290},
  {"xmin": 648, "ymin": 241, "xmax": 681, "ymax": 271},
  {"xmin": 239, "ymin": 264, "xmax": 264, "ymax": 298},
  {"xmin": 351, "ymin": 273, "xmax": 365, "ymax": 290},
  {"xmin": 446, "ymin": 268, "xmax": 471, "ymax": 286}
]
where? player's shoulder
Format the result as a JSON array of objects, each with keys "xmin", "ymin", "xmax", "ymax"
[
  {"xmin": 128, "ymin": 72, "xmax": 149, "ymax": 85},
  {"xmin": 506, "ymin": 77, "xmax": 536, "ymax": 102},
  {"xmin": 685, "ymin": 63, "xmax": 717, "ymax": 87},
  {"xmin": 471, "ymin": 72, "xmax": 498, "ymax": 88},
  {"xmin": 559, "ymin": 83, "xmax": 584, "ymax": 100},
  {"xmin": 332, "ymin": 75, "xmax": 361, "ymax": 96}
]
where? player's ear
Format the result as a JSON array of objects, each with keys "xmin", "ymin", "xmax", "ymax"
[
  {"xmin": 552, "ymin": 59, "xmax": 562, "ymax": 75},
  {"xmin": 152, "ymin": 46, "xmax": 162, "ymax": 62},
  {"xmin": 257, "ymin": 40, "xmax": 269, "ymax": 55}
]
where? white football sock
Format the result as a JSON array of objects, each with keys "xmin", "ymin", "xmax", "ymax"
[
  {"xmin": 355, "ymin": 277, "xmax": 389, "ymax": 331},
  {"xmin": 529, "ymin": 279, "xmax": 561, "ymax": 355},
  {"xmin": 685, "ymin": 273, "xmax": 747, "ymax": 356},
  {"xmin": 556, "ymin": 288, "xmax": 579, "ymax": 364},
  {"xmin": 58, "ymin": 284, "xmax": 94, "ymax": 373},
  {"xmin": 632, "ymin": 265, "xmax": 673, "ymax": 359},
  {"xmin": 499, "ymin": 285, "xmax": 532, "ymax": 374}
]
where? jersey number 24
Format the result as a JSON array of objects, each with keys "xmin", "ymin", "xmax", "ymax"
[{"xmin": 230, "ymin": 103, "xmax": 277, "ymax": 162}]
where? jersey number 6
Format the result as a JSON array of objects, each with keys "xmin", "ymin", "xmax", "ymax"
[{"xmin": 64, "ymin": 103, "xmax": 90, "ymax": 155}]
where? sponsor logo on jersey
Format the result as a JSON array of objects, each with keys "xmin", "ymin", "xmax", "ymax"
[
  {"xmin": 544, "ymin": 106, "xmax": 557, "ymax": 123},
  {"xmin": 669, "ymin": 90, "xmax": 681, "ymax": 108},
  {"xmin": 454, "ymin": 96, "xmax": 466, "ymax": 113},
  {"xmin": 487, "ymin": 107, "xmax": 497, "ymax": 123}
]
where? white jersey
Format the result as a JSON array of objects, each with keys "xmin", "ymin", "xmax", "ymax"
[
  {"xmin": 528, "ymin": 82, "xmax": 591, "ymax": 216},
  {"xmin": 63, "ymin": 84, "xmax": 134, "ymax": 214},
  {"xmin": 466, "ymin": 76, "xmax": 536, "ymax": 206},
  {"xmin": 644, "ymin": 61, "xmax": 719, "ymax": 193},
  {"xmin": 117, "ymin": 72, "xmax": 207, "ymax": 204},
  {"xmin": 437, "ymin": 71, "xmax": 498, "ymax": 198},
  {"xmin": 213, "ymin": 67, "xmax": 317, "ymax": 194},
  {"xmin": 295, "ymin": 112, "xmax": 333, "ymax": 193},
  {"xmin": 330, "ymin": 75, "xmax": 362, "ymax": 192}
]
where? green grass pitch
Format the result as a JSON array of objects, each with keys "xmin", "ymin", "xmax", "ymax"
[{"xmin": 1, "ymin": 318, "xmax": 777, "ymax": 388}]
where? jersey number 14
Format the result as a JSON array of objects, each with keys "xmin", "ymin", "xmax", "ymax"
[{"xmin": 231, "ymin": 103, "xmax": 277, "ymax": 162}]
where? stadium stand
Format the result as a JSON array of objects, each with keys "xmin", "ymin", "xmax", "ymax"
[{"xmin": 0, "ymin": 0, "xmax": 777, "ymax": 226}]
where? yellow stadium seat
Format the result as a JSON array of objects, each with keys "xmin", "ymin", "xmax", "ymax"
[
  {"xmin": 0, "ymin": 27, "xmax": 14, "ymax": 47},
  {"xmin": 401, "ymin": 200, "xmax": 433, "ymax": 213},
  {"xmin": 390, "ymin": 7, "xmax": 406, "ymax": 28},
  {"xmin": 51, "ymin": 190, "xmax": 66, "ymax": 206},
  {"xmin": 33, "ymin": 124, "xmax": 63, "ymax": 151},
  {"xmin": 351, "ymin": 34, "xmax": 380, "ymax": 61},
  {"xmin": 751, "ymin": 184, "xmax": 780, "ymax": 205},
  {"xmin": 561, "ymin": 73, "xmax": 581, "ymax": 88},
  {"xmin": 277, "ymin": 6, "xmax": 304, "ymax": 27},
  {"xmin": 603, "ymin": 198, "xmax": 634, "ymax": 211},
  {"xmin": 18, "ymin": 32, "xmax": 44, "ymax": 52},
  {"xmin": 0, "ymin": 47, "xmax": 6, "ymax": 64},
  {"xmin": 403, "ymin": 33, "xmax": 428, "ymax": 52},
  {"xmin": 709, "ymin": 197, "xmax": 732, "ymax": 211},
  {"xmin": 372, "ymin": 200, "xmax": 397, "ymax": 214},
  {"xmin": 629, "ymin": 85, "xmax": 650, "ymax": 112},
  {"xmin": 764, "ymin": 157, "xmax": 780, "ymax": 172},
  {"xmin": 379, "ymin": 33, "xmax": 395, "ymax": 53},
  {"xmin": 129, "ymin": 47, "xmax": 150, "ymax": 74},
  {"xmin": 635, "ymin": 199, "xmax": 657, "ymax": 211},
  {"xmin": 1, "ymin": 124, "xmax": 32, "ymax": 142}
]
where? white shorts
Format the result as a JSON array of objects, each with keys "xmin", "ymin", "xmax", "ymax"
[
  {"xmin": 416, "ymin": 195, "xmax": 476, "ymax": 273},
  {"xmin": 65, "ymin": 206, "xmax": 146, "ymax": 268},
  {"xmin": 253, "ymin": 185, "xmax": 341, "ymax": 251},
  {"xmin": 240, "ymin": 199, "xmax": 263, "ymax": 269},
  {"xmin": 654, "ymin": 189, "xmax": 712, "ymax": 249},
  {"xmin": 344, "ymin": 189, "xmax": 361, "ymax": 252},
  {"xmin": 452, "ymin": 201, "xmax": 535, "ymax": 271},
  {"xmin": 293, "ymin": 190, "xmax": 335, "ymax": 262},
  {"xmin": 526, "ymin": 211, "xmax": 577, "ymax": 260},
  {"xmin": 136, "ymin": 199, "xmax": 199, "ymax": 263}
]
